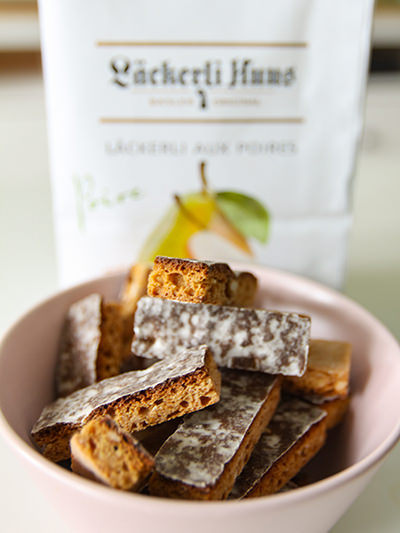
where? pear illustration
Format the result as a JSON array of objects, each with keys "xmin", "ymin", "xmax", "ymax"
[{"xmin": 138, "ymin": 162, "xmax": 269, "ymax": 262}]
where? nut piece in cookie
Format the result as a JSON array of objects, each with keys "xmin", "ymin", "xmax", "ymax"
[
  {"xmin": 147, "ymin": 256, "xmax": 257, "ymax": 306},
  {"xmin": 56, "ymin": 294, "xmax": 125, "ymax": 397},
  {"xmin": 149, "ymin": 370, "xmax": 281, "ymax": 500},
  {"xmin": 71, "ymin": 416, "xmax": 154, "ymax": 491},
  {"xmin": 32, "ymin": 345, "xmax": 221, "ymax": 463},
  {"xmin": 229, "ymin": 398, "xmax": 327, "ymax": 499}
]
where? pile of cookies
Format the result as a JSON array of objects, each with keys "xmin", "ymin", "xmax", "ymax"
[{"xmin": 31, "ymin": 256, "xmax": 351, "ymax": 499}]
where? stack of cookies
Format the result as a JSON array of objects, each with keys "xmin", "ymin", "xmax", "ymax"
[{"xmin": 31, "ymin": 256, "xmax": 351, "ymax": 499}]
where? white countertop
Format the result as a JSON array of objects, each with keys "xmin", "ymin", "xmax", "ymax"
[{"xmin": 0, "ymin": 70, "xmax": 399, "ymax": 532}]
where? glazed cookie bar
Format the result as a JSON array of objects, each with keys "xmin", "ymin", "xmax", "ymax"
[
  {"xmin": 32, "ymin": 345, "xmax": 221, "ymax": 462},
  {"xmin": 278, "ymin": 480, "xmax": 299, "ymax": 493},
  {"xmin": 119, "ymin": 262, "xmax": 153, "ymax": 361},
  {"xmin": 149, "ymin": 370, "xmax": 281, "ymax": 500},
  {"xmin": 304, "ymin": 394, "xmax": 350, "ymax": 430},
  {"xmin": 132, "ymin": 297, "xmax": 311, "ymax": 376},
  {"xmin": 71, "ymin": 416, "xmax": 154, "ymax": 491},
  {"xmin": 133, "ymin": 419, "xmax": 181, "ymax": 456},
  {"xmin": 56, "ymin": 294, "xmax": 125, "ymax": 397},
  {"xmin": 229, "ymin": 398, "xmax": 327, "ymax": 499},
  {"xmin": 283, "ymin": 339, "xmax": 351, "ymax": 399},
  {"xmin": 147, "ymin": 256, "xmax": 257, "ymax": 306},
  {"xmin": 120, "ymin": 262, "xmax": 152, "ymax": 312}
]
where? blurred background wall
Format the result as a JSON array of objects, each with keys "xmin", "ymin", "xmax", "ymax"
[{"xmin": 2, "ymin": 0, "xmax": 400, "ymax": 68}]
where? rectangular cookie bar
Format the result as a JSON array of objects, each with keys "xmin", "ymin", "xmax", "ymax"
[
  {"xmin": 147, "ymin": 256, "xmax": 257, "ymax": 306},
  {"xmin": 304, "ymin": 394, "xmax": 350, "ymax": 430},
  {"xmin": 133, "ymin": 419, "xmax": 181, "ymax": 456},
  {"xmin": 32, "ymin": 345, "xmax": 220, "ymax": 462},
  {"xmin": 119, "ymin": 262, "xmax": 153, "ymax": 361},
  {"xmin": 283, "ymin": 339, "xmax": 351, "ymax": 399},
  {"xmin": 132, "ymin": 297, "xmax": 310, "ymax": 376},
  {"xmin": 229, "ymin": 398, "xmax": 327, "ymax": 499},
  {"xmin": 56, "ymin": 293, "xmax": 125, "ymax": 397},
  {"xmin": 278, "ymin": 480, "xmax": 299, "ymax": 493},
  {"xmin": 120, "ymin": 262, "xmax": 152, "ymax": 312},
  {"xmin": 70, "ymin": 416, "xmax": 154, "ymax": 491},
  {"xmin": 232, "ymin": 271, "xmax": 258, "ymax": 307},
  {"xmin": 149, "ymin": 370, "xmax": 281, "ymax": 500}
]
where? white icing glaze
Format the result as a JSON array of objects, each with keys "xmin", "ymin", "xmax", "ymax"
[
  {"xmin": 158, "ymin": 257, "xmax": 219, "ymax": 267},
  {"xmin": 229, "ymin": 398, "xmax": 326, "ymax": 499},
  {"xmin": 56, "ymin": 293, "xmax": 102, "ymax": 396},
  {"xmin": 32, "ymin": 345, "xmax": 209, "ymax": 434},
  {"xmin": 303, "ymin": 392, "xmax": 341, "ymax": 404},
  {"xmin": 132, "ymin": 297, "xmax": 310, "ymax": 376},
  {"xmin": 155, "ymin": 371, "xmax": 277, "ymax": 488}
]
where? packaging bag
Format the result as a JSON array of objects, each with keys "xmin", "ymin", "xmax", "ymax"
[{"xmin": 38, "ymin": 0, "xmax": 374, "ymax": 287}]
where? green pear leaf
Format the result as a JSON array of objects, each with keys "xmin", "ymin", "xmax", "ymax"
[{"xmin": 216, "ymin": 191, "xmax": 269, "ymax": 244}]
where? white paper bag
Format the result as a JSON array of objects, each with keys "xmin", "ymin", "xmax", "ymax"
[{"xmin": 39, "ymin": 0, "xmax": 373, "ymax": 287}]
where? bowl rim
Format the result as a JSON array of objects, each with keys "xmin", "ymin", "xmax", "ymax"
[{"xmin": 0, "ymin": 265, "xmax": 399, "ymax": 512}]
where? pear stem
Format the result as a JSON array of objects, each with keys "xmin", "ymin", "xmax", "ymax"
[
  {"xmin": 200, "ymin": 161, "xmax": 209, "ymax": 194},
  {"xmin": 174, "ymin": 194, "xmax": 207, "ymax": 229}
]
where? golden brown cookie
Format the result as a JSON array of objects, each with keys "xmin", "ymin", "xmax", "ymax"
[
  {"xmin": 147, "ymin": 256, "xmax": 257, "ymax": 306},
  {"xmin": 71, "ymin": 416, "xmax": 154, "ymax": 491},
  {"xmin": 283, "ymin": 339, "xmax": 351, "ymax": 399},
  {"xmin": 32, "ymin": 345, "xmax": 221, "ymax": 462},
  {"xmin": 56, "ymin": 294, "xmax": 125, "ymax": 397},
  {"xmin": 306, "ymin": 394, "xmax": 351, "ymax": 430},
  {"xmin": 119, "ymin": 262, "xmax": 153, "ymax": 361}
]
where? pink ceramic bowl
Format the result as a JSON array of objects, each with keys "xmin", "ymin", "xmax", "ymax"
[{"xmin": 0, "ymin": 266, "xmax": 399, "ymax": 533}]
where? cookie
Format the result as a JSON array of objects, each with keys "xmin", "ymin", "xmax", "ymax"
[
  {"xmin": 119, "ymin": 263, "xmax": 153, "ymax": 361},
  {"xmin": 132, "ymin": 297, "xmax": 310, "ymax": 376},
  {"xmin": 70, "ymin": 416, "xmax": 154, "ymax": 491},
  {"xmin": 283, "ymin": 339, "xmax": 351, "ymax": 399},
  {"xmin": 32, "ymin": 345, "xmax": 221, "ymax": 462},
  {"xmin": 147, "ymin": 256, "xmax": 257, "ymax": 306},
  {"xmin": 229, "ymin": 398, "xmax": 327, "ymax": 498},
  {"xmin": 304, "ymin": 394, "xmax": 350, "ymax": 430},
  {"xmin": 149, "ymin": 370, "xmax": 281, "ymax": 500},
  {"xmin": 56, "ymin": 294, "xmax": 125, "ymax": 397}
]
